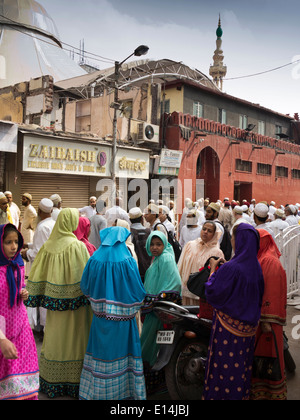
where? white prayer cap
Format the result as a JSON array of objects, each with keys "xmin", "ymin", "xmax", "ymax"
[
  {"xmin": 233, "ymin": 206, "xmax": 243, "ymax": 215},
  {"xmin": 145, "ymin": 203, "xmax": 159, "ymax": 214},
  {"xmin": 254, "ymin": 203, "xmax": 269, "ymax": 218},
  {"xmin": 208, "ymin": 202, "xmax": 221, "ymax": 214},
  {"xmin": 241, "ymin": 205, "xmax": 249, "ymax": 212},
  {"xmin": 270, "ymin": 201, "xmax": 275, "ymax": 206},
  {"xmin": 288, "ymin": 204, "xmax": 296, "ymax": 214},
  {"xmin": 50, "ymin": 194, "xmax": 62, "ymax": 206},
  {"xmin": 4, "ymin": 191, "xmax": 12, "ymax": 195},
  {"xmin": 0, "ymin": 192, "xmax": 6, "ymax": 202},
  {"xmin": 129, "ymin": 207, "xmax": 143, "ymax": 220},
  {"xmin": 187, "ymin": 208, "xmax": 200, "ymax": 221},
  {"xmin": 159, "ymin": 205, "xmax": 170, "ymax": 215},
  {"xmin": 275, "ymin": 209, "xmax": 285, "ymax": 218},
  {"xmin": 90, "ymin": 196, "xmax": 97, "ymax": 201},
  {"xmin": 39, "ymin": 198, "xmax": 53, "ymax": 214}
]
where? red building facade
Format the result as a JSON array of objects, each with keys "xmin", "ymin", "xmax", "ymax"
[{"xmin": 163, "ymin": 112, "xmax": 300, "ymax": 207}]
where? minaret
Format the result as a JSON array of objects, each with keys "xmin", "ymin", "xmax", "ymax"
[{"xmin": 209, "ymin": 15, "xmax": 227, "ymax": 90}]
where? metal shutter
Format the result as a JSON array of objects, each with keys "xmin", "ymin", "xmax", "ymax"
[{"xmin": 20, "ymin": 173, "xmax": 90, "ymax": 211}]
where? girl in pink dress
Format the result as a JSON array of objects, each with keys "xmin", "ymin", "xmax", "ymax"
[{"xmin": 0, "ymin": 224, "xmax": 39, "ymax": 400}]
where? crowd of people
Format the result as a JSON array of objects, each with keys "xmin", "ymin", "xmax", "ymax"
[{"xmin": 0, "ymin": 191, "xmax": 296, "ymax": 400}]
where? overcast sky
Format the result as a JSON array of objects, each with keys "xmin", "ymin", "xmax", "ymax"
[{"xmin": 38, "ymin": 0, "xmax": 300, "ymax": 117}]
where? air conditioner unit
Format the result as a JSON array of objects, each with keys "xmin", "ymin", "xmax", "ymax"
[{"xmin": 137, "ymin": 123, "xmax": 159, "ymax": 143}]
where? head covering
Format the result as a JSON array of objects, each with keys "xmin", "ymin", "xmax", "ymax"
[
  {"xmin": 50, "ymin": 194, "xmax": 62, "ymax": 206},
  {"xmin": 80, "ymin": 227, "xmax": 146, "ymax": 318},
  {"xmin": 0, "ymin": 224, "xmax": 24, "ymax": 307},
  {"xmin": 26, "ymin": 208, "xmax": 91, "ymax": 310},
  {"xmin": 144, "ymin": 230, "xmax": 181, "ymax": 297},
  {"xmin": 22, "ymin": 193, "xmax": 32, "ymax": 201},
  {"xmin": 0, "ymin": 192, "xmax": 6, "ymax": 202},
  {"xmin": 254, "ymin": 203, "xmax": 269, "ymax": 218},
  {"xmin": 275, "ymin": 208, "xmax": 285, "ymax": 218},
  {"xmin": 205, "ymin": 223, "xmax": 264, "ymax": 325},
  {"xmin": 39, "ymin": 198, "xmax": 53, "ymax": 213},
  {"xmin": 208, "ymin": 202, "xmax": 220, "ymax": 214},
  {"xmin": 257, "ymin": 229, "xmax": 286, "ymax": 325},
  {"xmin": 129, "ymin": 207, "xmax": 143, "ymax": 220},
  {"xmin": 233, "ymin": 206, "xmax": 243, "ymax": 215},
  {"xmin": 73, "ymin": 217, "xmax": 96, "ymax": 256}
]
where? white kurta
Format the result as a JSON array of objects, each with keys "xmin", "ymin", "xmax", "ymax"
[
  {"xmin": 21, "ymin": 204, "xmax": 37, "ymax": 244},
  {"xmin": 27, "ymin": 217, "xmax": 56, "ymax": 263}
]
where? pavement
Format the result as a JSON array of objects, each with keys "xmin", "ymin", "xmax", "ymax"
[{"xmin": 35, "ymin": 304, "xmax": 300, "ymax": 401}]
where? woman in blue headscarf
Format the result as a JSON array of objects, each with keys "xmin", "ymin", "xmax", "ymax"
[
  {"xmin": 140, "ymin": 230, "xmax": 182, "ymax": 395},
  {"xmin": 203, "ymin": 223, "xmax": 264, "ymax": 400},
  {"xmin": 0, "ymin": 224, "xmax": 39, "ymax": 400},
  {"xmin": 79, "ymin": 226, "xmax": 146, "ymax": 400}
]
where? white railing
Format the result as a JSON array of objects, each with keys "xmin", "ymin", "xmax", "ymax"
[{"xmin": 275, "ymin": 225, "xmax": 300, "ymax": 301}]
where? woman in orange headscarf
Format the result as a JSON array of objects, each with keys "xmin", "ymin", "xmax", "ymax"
[{"xmin": 250, "ymin": 229, "xmax": 287, "ymax": 400}]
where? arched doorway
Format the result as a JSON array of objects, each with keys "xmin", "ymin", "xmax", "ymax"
[{"xmin": 196, "ymin": 147, "xmax": 220, "ymax": 201}]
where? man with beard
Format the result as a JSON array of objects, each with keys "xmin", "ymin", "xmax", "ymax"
[
  {"xmin": 0, "ymin": 193, "xmax": 10, "ymax": 225},
  {"xmin": 20, "ymin": 193, "xmax": 37, "ymax": 245},
  {"xmin": 4, "ymin": 191, "xmax": 20, "ymax": 228}
]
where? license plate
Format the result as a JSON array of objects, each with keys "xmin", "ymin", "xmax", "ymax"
[{"xmin": 156, "ymin": 330, "xmax": 175, "ymax": 344}]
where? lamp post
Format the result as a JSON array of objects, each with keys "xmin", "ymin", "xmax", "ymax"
[{"xmin": 111, "ymin": 45, "xmax": 149, "ymax": 204}]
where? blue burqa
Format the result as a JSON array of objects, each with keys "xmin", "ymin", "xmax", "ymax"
[{"xmin": 79, "ymin": 227, "xmax": 146, "ymax": 400}]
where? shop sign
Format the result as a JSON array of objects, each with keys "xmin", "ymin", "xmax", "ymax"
[
  {"xmin": 23, "ymin": 135, "xmax": 111, "ymax": 177},
  {"xmin": 116, "ymin": 149, "xmax": 150, "ymax": 179},
  {"xmin": 153, "ymin": 149, "xmax": 183, "ymax": 176}
]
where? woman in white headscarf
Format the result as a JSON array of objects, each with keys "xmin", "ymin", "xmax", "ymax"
[{"xmin": 178, "ymin": 221, "xmax": 224, "ymax": 306}]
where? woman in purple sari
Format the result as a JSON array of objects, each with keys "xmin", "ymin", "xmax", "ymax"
[{"xmin": 203, "ymin": 223, "xmax": 264, "ymax": 400}]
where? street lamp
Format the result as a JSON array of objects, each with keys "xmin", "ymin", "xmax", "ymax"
[{"xmin": 111, "ymin": 45, "xmax": 149, "ymax": 204}]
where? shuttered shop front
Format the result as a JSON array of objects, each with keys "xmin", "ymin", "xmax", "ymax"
[{"xmin": 20, "ymin": 173, "xmax": 90, "ymax": 211}]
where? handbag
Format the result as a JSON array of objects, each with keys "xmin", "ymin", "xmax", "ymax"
[
  {"xmin": 187, "ymin": 256, "xmax": 221, "ymax": 300},
  {"xmin": 252, "ymin": 328, "xmax": 282, "ymax": 382}
]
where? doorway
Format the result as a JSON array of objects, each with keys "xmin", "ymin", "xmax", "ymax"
[
  {"xmin": 234, "ymin": 181, "xmax": 253, "ymax": 203},
  {"xmin": 196, "ymin": 147, "xmax": 220, "ymax": 201}
]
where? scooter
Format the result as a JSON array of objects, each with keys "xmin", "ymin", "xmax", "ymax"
[{"xmin": 152, "ymin": 301, "xmax": 212, "ymax": 400}]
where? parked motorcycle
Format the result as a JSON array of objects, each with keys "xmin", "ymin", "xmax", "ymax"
[
  {"xmin": 152, "ymin": 301, "xmax": 296, "ymax": 400},
  {"xmin": 152, "ymin": 301, "xmax": 211, "ymax": 400}
]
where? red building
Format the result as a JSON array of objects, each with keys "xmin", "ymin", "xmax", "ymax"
[{"xmin": 163, "ymin": 111, "xmax": 300, "ymax": 207}]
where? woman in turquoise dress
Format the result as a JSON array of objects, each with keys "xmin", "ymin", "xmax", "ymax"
[
  {"xmin": 140, "ymin": 231, "xmax": 182, "ymax": 394},
  {"xmin": 79, "ymin": 226, "xmax": 146, "ymax": 400}
]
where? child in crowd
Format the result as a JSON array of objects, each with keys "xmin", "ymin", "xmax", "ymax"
[{"xmin": 0, "ymin": 224, "xmax": 39, "ymax": 400}]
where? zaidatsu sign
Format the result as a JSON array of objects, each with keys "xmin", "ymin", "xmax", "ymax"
[{"xmin": 23, "ymin": 135, "xmax": 111, "ymax": 177}]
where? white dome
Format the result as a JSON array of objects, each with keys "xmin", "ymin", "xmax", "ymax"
[
  {"xmin": 0, "ymin": 0, "xmax": 61, "ymax": 45},
  {"xmin": 0, "ymin": 0, "xmax": 87, "ymax": 88}
]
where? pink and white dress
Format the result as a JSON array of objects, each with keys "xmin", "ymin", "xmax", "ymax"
[{"xmin": 0, "ymin": 265, "xmax": 39, "ymax": 400}]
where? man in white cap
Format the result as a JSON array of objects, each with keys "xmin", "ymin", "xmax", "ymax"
[
  {"xmin": 105, "ymin": 197, "xmax": 130, "ymax": 227},
  {"xmin": 4, "ymin": 191, "xmax": 20, "ymax": 228},
  {"xmin": 158, "ymin": 205, "xmax": 175, "ymax": 237},
  {"xmin": 144, "ymin": 203, "xmax": 167, "ymax": 237},
  {"xmin": 21, "ymin": 198, "xmax": 55, "ymax": 263},
  {"xmin": 284, "ymin": 205, "xmax": 298, "ymax": 226},
  {"xmin": 0, "ymin": 192, "xmax": 10, "ymax": 225},
  {"xmin": 21, "ymin": 198, "xmax": 55, "ymax": 335},
  {"xmin": 268, "ymin": 208, "xmax": 289, "ymax": 234},
  {"xmin": 206, "ymin": 202, "xmax": 224, "ymax": 241},
  {"xmin": 253, "ymin": 202, "xmax": 275, "ymax": 238},
  {"xmin": 49, "ymin": 194, "xmax": 62, "ymax": 221},
  {"xmin": 79, "ymin": 196, "xmax": 97, "ymax": 219},
  {"xmin": 231, "ymin": 205, "xmax": 252, "ymax": 234},
  {"xmin": 20, "ymin": 193, "xmax": 37, "ymax": 245}
]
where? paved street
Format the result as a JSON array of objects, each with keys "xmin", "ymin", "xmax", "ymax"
[{"xmin": 35, "ymin": 304, "xmax": 300, "ymax": 401}]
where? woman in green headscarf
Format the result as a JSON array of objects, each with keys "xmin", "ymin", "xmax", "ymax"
[
  {"xmin": 140, "ymin": 231, "xmax": 182, "ymax": 395},
  {"xmin": 26, "ymin": 208, "xmax": 93, "ymax": 399}
]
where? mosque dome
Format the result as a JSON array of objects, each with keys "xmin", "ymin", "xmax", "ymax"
[
  {"xmin": 0, "ymin": 0, "xmax": 61, "ymax": 45},
  {"xmin": 0, "ymin": 0, "xmax": 86, "ymax": 88}
]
